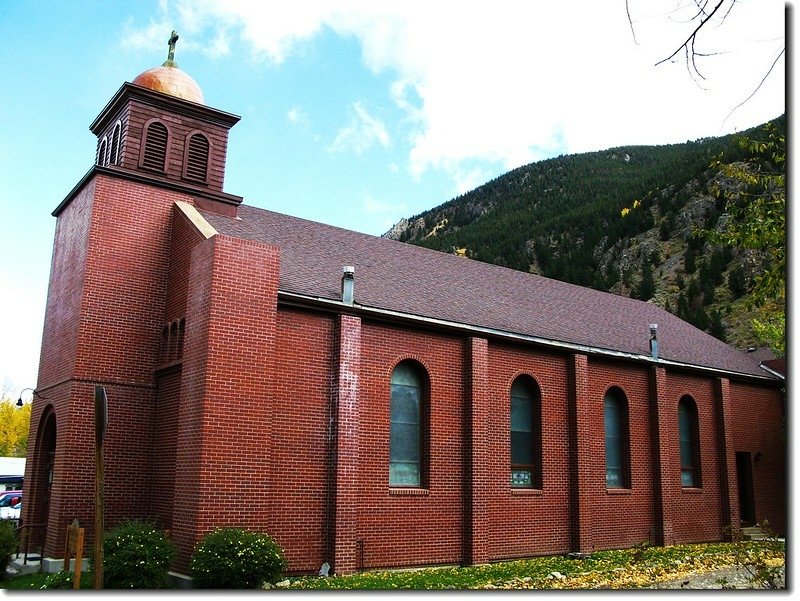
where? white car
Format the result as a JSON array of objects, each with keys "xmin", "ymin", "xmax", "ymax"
[{"xmin": 0, "ymin": 492, "xmax": 22, "ymax": 521}]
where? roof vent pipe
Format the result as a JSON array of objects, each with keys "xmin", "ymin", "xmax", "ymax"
[
  {"xmin": 342, "ymin": 266, "xmax": 355, "ymax": 305},
  {"xmin": 649, "ymin": 323, "xmax": 658, "ymax": 361}
]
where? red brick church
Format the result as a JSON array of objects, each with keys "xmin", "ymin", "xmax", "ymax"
[{"xmin": 22, "ymin": 38, "xmax": 785, "ymax": 580}]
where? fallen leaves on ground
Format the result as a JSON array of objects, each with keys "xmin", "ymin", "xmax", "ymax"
[{"xmin": 284, "ymin": 540, "xmax": 785, "ymax": 590}]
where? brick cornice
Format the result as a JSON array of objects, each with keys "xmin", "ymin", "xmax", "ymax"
[
  {"xmin": 90, "ymin": 82, "xmax": 240, "ymax": 134},
  {"xmin": 52, "ymin": 166, "xmax": 243, "ymax": 217}
]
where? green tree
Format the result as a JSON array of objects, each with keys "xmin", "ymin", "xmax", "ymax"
[
  {"xmin": 708, "ymin": 309, "xmax": 727, "ymax": 342},
  {"xmin": 728, "ymin": 265, "xmax": 747, "ymax": 299},
  {"xmin": 684, "ymin": 244, "xmax": 697, "ymax": 274},
  {"xmin": 704, "ymin": 123, "xmax": 785, "ymax": 355},
  {"xmin": 636, "ymin": 258, "xmax": 655, "ymax": 301}
]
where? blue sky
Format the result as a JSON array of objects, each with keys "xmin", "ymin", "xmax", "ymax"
[{"xmin": 0, "ymin": 0, "xmax": 787, "ymax": 397}]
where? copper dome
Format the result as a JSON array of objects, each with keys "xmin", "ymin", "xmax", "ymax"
[{"xmin": 131, "ymin": 65, "xmax": 204, "ymax": 104}]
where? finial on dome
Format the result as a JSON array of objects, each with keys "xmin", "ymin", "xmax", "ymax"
[
  {"xmin": 163, "ymin": 30, "xmax": 179, "ymax": 68},
  {"xmin": 131, "ymin": 30, "xmax": 204, "ymax": 104}
]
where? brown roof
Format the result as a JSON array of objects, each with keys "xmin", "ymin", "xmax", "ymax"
[{"xmin": 200, "ymin": 204, "xmax": 773, "ymax": 380}]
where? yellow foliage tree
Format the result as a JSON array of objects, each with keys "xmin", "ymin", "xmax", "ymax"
[{"xmin": 0, "ymin": 397, "xmax": 31, "ymax": 457}]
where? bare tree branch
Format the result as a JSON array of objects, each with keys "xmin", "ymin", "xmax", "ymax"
[
  {"xmin": 655, "ymin": 0, "xmax": 728, "ymax": 68},
  {"xmin": 690, "ymin": 0, "xmax": 712, "ymax": 21},
  {"xmin": 625, "ymin": 0, "xmax": 639, "ymax": 45},
  {"xmin": 626, "ymin": 0, "xmax": 783, "ymax": 110},
  {"xmin": 724, "ymin": 47, "xmax": 786, "ymax": 124}
]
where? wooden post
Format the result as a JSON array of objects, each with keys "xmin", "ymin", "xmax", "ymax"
[
  {"xmin": 63, "ymin": 522, "xmax": 76, "ymax": 572},
  {"xmin": 94, "ymin": 386, "xmax": 108, "ymax": 590},
  {"xmin": 72, "ymin": 528, "xmax": 85, "ymax": 590}
]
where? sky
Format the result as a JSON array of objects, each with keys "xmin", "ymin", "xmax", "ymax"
[{"xmin": 0, "ymin": 0, "xmax": 787, "ymax": 399}]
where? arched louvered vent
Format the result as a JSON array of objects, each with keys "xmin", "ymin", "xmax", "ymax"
[
  {"xmin": 142, "ymin": 122, "xmax": 168, "ymax": 171},
  {"xmin": 97, "ymin": 138, "xmax": 108, "ymax": 166},
  {"xmin": 109, "ymin": 121, "xmax": 122, "ymax": 165},
  {"xmin": 185, "ymin": 133, "xmax": 209, "ymax": 181}
]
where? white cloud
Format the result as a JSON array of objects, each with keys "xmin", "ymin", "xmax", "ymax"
[
  {"xmin": 451, "ymin": 166, "xmax": 490, "ymax": 197},
  {"xmin": 363, "ymin": 195, "xmax": 406, "ymax": 216},
  {"xmin": 139, "ymin": 0, "xmax": 785, "ymax": 186},
  {"xmin": 287, "ymin": 106, "xmax": 309, "ymax": 127},
  {"xmin": 329, "ymin": 102, "xmax": 391, "ymax": 155},
  {"xmin": 121, "ymin": 20, "xmax": 172, "ymax": 51}
]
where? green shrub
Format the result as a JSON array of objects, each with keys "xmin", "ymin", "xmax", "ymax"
[
  {"xmin": 39, "ymin": 570, "xmax": 74, "ymax": 590},
  {"xmin": 98, "ymin": 520, "xmax": 174, "ymax": 589},
  {"xmin": 0, "ymin": 520, "xmax": 17, "ymax": 579},
  {"xmin": 190, "ymin": 528, "xmax": 286, "ymax": 589}
]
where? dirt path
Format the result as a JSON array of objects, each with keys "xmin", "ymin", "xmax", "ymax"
[{"xmin": 643, "ymin": 564, "xmax": 785, "ymax": 589}]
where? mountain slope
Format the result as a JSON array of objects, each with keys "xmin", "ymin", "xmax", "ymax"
[{"xmin": 385, "ymin": 117, "xmax": 784, "ymax": 349}]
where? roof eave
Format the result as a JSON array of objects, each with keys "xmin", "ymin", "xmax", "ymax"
[
  {"xmin": 759, "ymin": 363, "xmax": 786, "ymax": 380},
  {"xmin": 278, "ymin": 290, "xmax": 778, "ymax": 384}
]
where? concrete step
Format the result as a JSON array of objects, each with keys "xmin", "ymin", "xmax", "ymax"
[
  {"xmin": 6, "ymin": 557, "xmax": 41, "ymax": 577},
  {"xmin": 741, "ymin": 526, "xmax": 772, "ymax": 541}
]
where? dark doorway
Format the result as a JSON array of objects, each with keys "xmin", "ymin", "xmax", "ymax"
[
  {"xmin": 32, "ymin": 412, "xmax": 57, "ymax": 537},
  {"xmin": 736, "ymin": 452, "xmax": 756, "ymax": 526}
]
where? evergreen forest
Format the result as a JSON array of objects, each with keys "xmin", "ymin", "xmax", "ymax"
[{"xmin": 385, "ymin": 116, "xmax": 785, "ymax": 352}]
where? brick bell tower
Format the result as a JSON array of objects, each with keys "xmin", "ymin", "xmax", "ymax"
[{"xmin": 25, "ymin": 32, "xmax": 243, "ymax": 566}]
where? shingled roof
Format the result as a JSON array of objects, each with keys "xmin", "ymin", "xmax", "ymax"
[{"xmin": 200, "ymin": 204, "xmax": 774, "ymax": 380}]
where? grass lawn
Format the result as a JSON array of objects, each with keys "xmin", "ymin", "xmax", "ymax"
[
  {"xmin": 1, "ymin": 571, "xmax": 95, "ymax": 590},
  {"xmin": 1, "ymin": 539, "xmax": 784, "ymax": 590}
]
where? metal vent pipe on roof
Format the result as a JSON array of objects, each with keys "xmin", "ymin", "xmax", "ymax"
[
  {"xmin": 649, "ymin": 323, "xmax": 658, "ymax": 361},
  {"xmin": 342, "ymin": 266, "xmax": 355, "ymax": 305}
]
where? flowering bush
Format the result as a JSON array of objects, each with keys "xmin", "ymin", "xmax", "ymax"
[
  {"xmin": 99, "ymin": 520, "xmax": 174, "ymax": 589},
  {"xmin": 190, "ymin": 528, "xmax": 286, "ymax": 589},
  {"xmin": 39, "ymin": 570, "xmax": 75, "ymax": 589}
]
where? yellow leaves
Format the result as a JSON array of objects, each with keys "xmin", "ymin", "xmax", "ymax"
[
  {"xmin": 287, "ymin": 540, "xmax": 785, "ymax": 590},
  {"xmin": 0, "ymin": 397, "xmax": 31, "ymax": 456},
  {"xmin": 621, "ymin": 199, "xmax": 642, "ymax": 218}
]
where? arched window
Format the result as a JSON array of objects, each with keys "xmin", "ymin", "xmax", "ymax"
[
  {"xmin": 678, "ymin": 396, "xmax": 701, "ymax": 487},
  {"xmin": 390, "ymin": 361, "xmax": 427, "ymax": 487},
  {"xmin": 510, "ymin": 376, "xmax": 542, "ymax": 488},
  {"xmin": 141, "ymin": 121, "xmax": 168, "ymax": 171},
  {"xmin": 109, "ymin": 121, "xmax": 122, "ymax": 165},
  {"xmin": 604, "ymin": 387, "xmax": 630, "ymax": 489},
  {"xmin": 97, "ymin": 137, "xmax": 108, "ymax": 166},
  {"xmin": 184, "ymin": 132, "xmax": 210, "ymax": 182}
]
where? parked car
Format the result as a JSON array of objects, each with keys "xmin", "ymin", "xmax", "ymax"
[{"xmin": 0, "ymin": 491, "xmax": 22, "ymax": 521}]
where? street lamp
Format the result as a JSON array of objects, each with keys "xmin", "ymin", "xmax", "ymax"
[{"xmin": 16, "ymin": 387, "xmax": 47, "ymax": 407}]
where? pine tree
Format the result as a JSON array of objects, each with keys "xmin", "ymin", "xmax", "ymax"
[
  {"xmin": 636, "ymin": 259, "xmax": 655, "ymax": 301},
  {"xmin": 728, "ymin": 265, "xmax": 747, "ymax": 299}
]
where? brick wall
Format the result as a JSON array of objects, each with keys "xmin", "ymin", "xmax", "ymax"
[
  {"xmin": 31, "ymin": 173, "xmax": 194, "ymax": 557},
  {"xmin": 150, "ymin": 205, "xmax": 209, "ymax": 533},
  {"xmin": 268, "ymin": 307, "xmax": 335, "ymax": 573},
  {"xmin": 171, "ymin": 234, "xmax": 280, "ymax": 572},
  {"xmin": 37, "ymin": 181, "xmax": 94, "ymax": 386},
  {"xmin": 486, "ymin": 342, "xmax": 572, "ymax": 560},
  {"xmin": 661, "ymin": 372, "xmax": 722, "ymax": 543},
  {"xmin": 586, "ymin": 359, "xmax": 656, "ymax": 550},
  {"xmin": 356, "ymin": 321, "xmax": 465, "ymax": 569},
  {"xmin": 153, "ymin": 368, "xmax": 181, "ymax": 531},
  {"xmin": 729, "ymin": 381, "xmax": 786, "ymax": 534}
]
